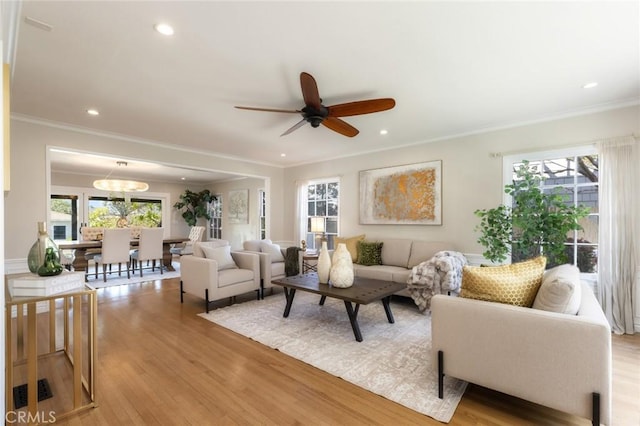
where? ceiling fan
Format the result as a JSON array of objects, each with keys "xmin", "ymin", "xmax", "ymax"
[{"xmin": 235, "ymin": 72, "xmax": 395, "ymax": 137}]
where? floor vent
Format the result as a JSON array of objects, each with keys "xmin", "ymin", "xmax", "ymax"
[{"xmin": 13, "ymin": 378, "xmax": 53, "ymax": 409}]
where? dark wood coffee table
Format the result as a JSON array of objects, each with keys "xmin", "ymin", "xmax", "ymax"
[{"xmin": 271, "ymin": 273, "xmax": 406, "ymax": 342}]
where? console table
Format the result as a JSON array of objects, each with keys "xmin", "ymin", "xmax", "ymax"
[{"xmin": 5, "ymin": 277, "xmax": 97, "ymax": 421}]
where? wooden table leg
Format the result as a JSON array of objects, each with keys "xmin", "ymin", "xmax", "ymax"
[
  {"xmin": 381, "ymin": 296, "xmax": 395, "ymax": 323},
  {"xmin": 283, "ymin": 288, "xmax": 296, "ymax": 317},
  {"xmin": 162, "ymin": 243, "xmax": 176, "ymax": 271},
  {"xmin": 71, "ymin": 247, "xmax": 89, "ymax": 271},
  {"xmin": 344, "ymin": 301, "xmax": 363, "ymax": 342}
]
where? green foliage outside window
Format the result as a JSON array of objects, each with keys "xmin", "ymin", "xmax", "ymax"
[{"xmin": 474, "ymin": 161, "xmax": 589, "ymax": 266}]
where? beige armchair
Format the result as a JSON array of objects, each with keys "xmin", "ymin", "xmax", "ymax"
[
  {"xmin": 242, "ymin": 239, "xmax": 302, "ymax": 298},
  {"xmin": 180, "ymin": 240, "xmax": 260, "ymax": 313}
]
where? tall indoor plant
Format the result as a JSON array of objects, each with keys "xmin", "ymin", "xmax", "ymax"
[
  {"xmin": 174, "ymin": 189, "xmax": 216, "ymax": 227},
  {"xmin": 474, "ymin": 161, "xmax": 589, "ymax": 266}
]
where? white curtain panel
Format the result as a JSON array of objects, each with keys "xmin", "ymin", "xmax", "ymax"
[
  {"xmin": 597, "ymin": 135, "xmax": 639, "ymax": 334},
  {"xmin": 295, "ymin": 180, "xmax": 309, "ymax": 245}
]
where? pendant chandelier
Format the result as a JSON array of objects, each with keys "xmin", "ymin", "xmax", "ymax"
[{"xmin": 93, "ymin": 161, "xmax": 149, "ymax": 192}]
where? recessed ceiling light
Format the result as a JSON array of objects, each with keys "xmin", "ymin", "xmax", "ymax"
[
  {"xmin": 181, "ymin": 177, "xmax": 186, "ymax": 181},
  {"xmin": 379, "ymin": 129, "xmax": 388, "ymax": 135},
  {"xmin": 154, "ymin": 23, "xmax": 174, "ymax": 36},
  {"xmin": 583, "ymin": 82, "xmax": 598, "ymax": 89},
  {"xmin": 87, "ymin": 109, "xmax": 99, "ymax": 116},
  {"xmin": 280, "ymin": 153, "xmax": 286, "ymax": 157}
]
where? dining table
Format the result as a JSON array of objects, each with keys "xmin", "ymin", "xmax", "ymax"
[{"xmin": 57, "ymin": 237, "xmax": 189, "ymax": 272}]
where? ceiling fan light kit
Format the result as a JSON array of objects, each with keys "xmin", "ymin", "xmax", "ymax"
[{"xmin": 235, "ymin": 72, "xmax": 395, "ymax": 137}]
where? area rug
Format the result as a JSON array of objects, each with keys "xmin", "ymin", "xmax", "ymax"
[
  {"xmin": 85, "ymin": 262, "xmax": 180, "ymax": 288},
  {"xmin": 198, "ymin": 291, "xmax": 467, "ymax": 423}
]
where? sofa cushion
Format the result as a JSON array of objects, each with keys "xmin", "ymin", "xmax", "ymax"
[
  {"xmin": 408, "ymin": 241, "xmax": 455, "ymax": 268},
  {"xmin": 532, "ymin": 264, "xmax": 582, "ymax": 315},
  {"xmin": 218, "ymin": 268, "xmax": 254, "ymax": 288},
  {"xmin": 243, "ymin": 240, "xmax": 261, "ymax": 252},
  {"xmin": 381, "ymin": 239, "xmax": 412, "ymax": 268},
  {"xmin": 193, "ymin": 240, "xmax": 230, "ymax": 257},
  {"xmin": 259, "ymin": 241, "xmax": 285, "ymax": 262},
  {"xmin": 334, "ymin": 234, "xmax": 365, "ymax": 262},
  {"xmin": 460, "ymin": 256, "xmax": 546, "ymax": 307},
  {"xmin": 356, "ymin": 241, "xmax": 383, "ymax": 266},
  {"xmin": 353, "ymin": 264, "xmax": 393, "ymax": 281},
  {"xmin": 201, "ymin": 245, "xmax": 238, "ymax": 270}
]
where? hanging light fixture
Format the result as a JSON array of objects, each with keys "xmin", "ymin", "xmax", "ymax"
[{"xmin": 93, "ymin": 161, "xmax": 149, "ymax": 192}]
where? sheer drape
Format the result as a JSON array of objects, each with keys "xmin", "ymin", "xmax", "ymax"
[
  {"xmin": 295, "ymin": 180, "xmax": 309, "ymax": 246},
  {"xmin": 597, "ymin": 136, "xmax": 639, "ymax": 334}
]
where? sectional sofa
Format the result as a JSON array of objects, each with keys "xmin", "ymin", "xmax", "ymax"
[
  {"xmin": 431, "ymin": 264, "xmax": 612, "ymax": 425},
  {"xmin": 343, "ymin": 237, "xmax": 457, "ymax": 297}
]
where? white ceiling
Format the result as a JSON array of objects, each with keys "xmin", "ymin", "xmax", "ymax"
[{"xmin": 9, "ymin": 1, "xmax": 640, "ymax": 183}]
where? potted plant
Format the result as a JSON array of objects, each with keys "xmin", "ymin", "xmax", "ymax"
[
  {"xmin": 174, "ymin": 189, "xmax": 216, "ymax": 227},
  {"xmin": 474, "ymin": 161, "xmax": 589, "ymax": 266}
]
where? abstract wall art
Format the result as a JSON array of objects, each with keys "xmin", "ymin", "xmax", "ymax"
[{"xmin": 359, "ymin": 160, "xmax": 442, "ymax": 225}]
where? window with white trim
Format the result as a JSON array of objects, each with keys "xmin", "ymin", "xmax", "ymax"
[
  {"xmin": 504, "ymin": 147, "xmax": 598, "ymax": 273},
  {"xmin": 305, "ymin": 179, "xmax": 339, "ymax": 250},
  {"xmin": 209, "ymin": 196, "xmax": 222, "ymax": 239}
]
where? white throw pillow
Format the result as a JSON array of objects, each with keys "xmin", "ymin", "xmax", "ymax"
[
  {"xmin": 532, "ymin": 264, "xmax": 582, "ymax": 315},
  {"xmin": 201, "ymin": 245, "xmax": 238, "ymax": 270},
  {"xmin": 259, "ymin": 241, "xmax": 284, "ymax": 263}
]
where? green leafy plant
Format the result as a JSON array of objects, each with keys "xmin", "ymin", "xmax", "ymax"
[
  {"xmin": 474, "ymin": 161, "xmax": 589, "ymax": 265},
  {"xmin": 173, "ymin": 189, "xmax": 216, "ymax": 227}
]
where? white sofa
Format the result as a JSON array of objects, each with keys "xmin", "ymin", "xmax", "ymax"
[
  {"xmin": 431, "ymin": 280, "xmax": 611, "ymax": 425},
  {"xmin": 180, "ymin": 240, "xmax": 260, "ymax": 312}
]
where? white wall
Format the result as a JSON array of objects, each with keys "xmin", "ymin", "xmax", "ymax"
[
  {"xmin": 282, "ymin": 106, "xmax": 639, "ymax": 253},
  {"xmin": 4, "ymin": 118, "xmax": 286, "ymax": 260},
  {"xmin": 211, "ymin": 177, "xmax": 265, "ymax": 250}
]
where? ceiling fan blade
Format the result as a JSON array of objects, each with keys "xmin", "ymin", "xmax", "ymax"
[
  {"xmin": 327, "ymin": 98, "xmax": 396, "ymax": 117},
  {"xmin": 322, "ymin": 117, "xmax": 359, "ymax": 137},
  {"xmin": 235, "ymin": 106, "xmax": 301, "ymax": 113},
  {"xmin": 281, "ymin": 118, "xmax": 308, "ymax": 136},
  {"xmin": 300, "ymin": 72, "xmax": 322, "ymax": 110}
]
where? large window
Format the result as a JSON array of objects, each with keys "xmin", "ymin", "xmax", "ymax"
[
  {"xmin": 87, "ymin": 196, "xmax": 162, "ymax": 228},
  {"xmin": 505, "ymin": 148, "xmax": 598, "ymax": 272},
  {"xmin": 50, "ymin": 188, "xmax": 168, "ymax": 241},
  {"xmin": 306, "ymin": 179, "xmax": 339, "ymax": 250}
]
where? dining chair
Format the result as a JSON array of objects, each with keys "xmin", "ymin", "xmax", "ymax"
[
  {"xmin": 170, "ymin": 226, "xmax": 205, "ymax": 256},
  {"xmin": 130, "ymin": 228, "xmax": 165, "ymax": 277},
  {"xmin": 87, "ymin": 228, "xmax": 132, "ymax": 282}
]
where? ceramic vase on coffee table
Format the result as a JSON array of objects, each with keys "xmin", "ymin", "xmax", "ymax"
[
  {"xmin": 317, "ymin": 241, "xmax": 331, "ymax": 284},
  {"xmin": 330, "ymin": 243, "xmax": 354, "ymax": 288}
]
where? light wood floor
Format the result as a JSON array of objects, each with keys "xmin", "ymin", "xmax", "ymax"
[{"xmin": 38, "ymin": 277, "xmax": 639, "ymax": 425}]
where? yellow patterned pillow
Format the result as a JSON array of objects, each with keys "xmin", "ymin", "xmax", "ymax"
[
  {"xmin": 460, "ymin": 257, "xmax": 546, "ymax": 307},
  {"xmin": 334, "ymin": 234, "xmax": 365, "ymax": 262}
]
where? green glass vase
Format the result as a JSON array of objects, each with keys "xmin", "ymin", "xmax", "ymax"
[{"xmin": 27, "ymin": 222, "xmax": 63, "ymax": 276}]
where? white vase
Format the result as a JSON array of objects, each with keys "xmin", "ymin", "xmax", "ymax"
[
  {"xmin": 317, "ymin": 241, "xmax": 331, "ymax": 284},
  {"xmin": 330, "ymin": 243, "xmax": 354, "ymax": 288}
]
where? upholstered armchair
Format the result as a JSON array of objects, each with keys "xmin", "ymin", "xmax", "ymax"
[
  {"xmin": 180, "ymin": 240, "xmax": 260, "ymax": 313},
  {"xmin": 242, "ymin": 239, "xmax": 302, "ymax": 298}
]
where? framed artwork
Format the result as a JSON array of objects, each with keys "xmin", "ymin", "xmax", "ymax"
[
  {"xmin": 359, "ymin": 160, "xmax": 442, "ymax": 225},
  {"xmin": 228, "ymin": 189, "xmax": 249, "ymax": 224}
]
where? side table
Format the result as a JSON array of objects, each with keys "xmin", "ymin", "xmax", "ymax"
[
  {"xmin": 5, "ymin": 275, "xmax": 97, "ymax": 421},
  {"xmin": 302, "ymin": 253, "xmax": 319, "ymax": 274}
]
